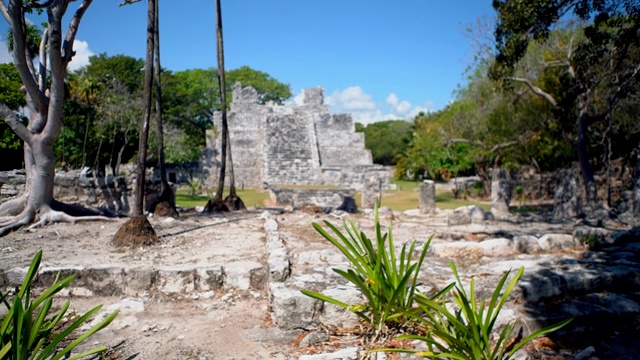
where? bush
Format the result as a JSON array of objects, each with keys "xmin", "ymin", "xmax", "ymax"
[
  {"xmin": 301, "ymin": 205, "xmax": 451, "ymax": 334},
  {"xmin": 301, "ymin": 204, "xmax": 571, "ymax": 358},
  {"xmin": 0, "ymin": 250, "xmax": 118, "ymax": 360},
  {"xmin": 378, "ymin": 261, "xmax": 572, "ymax": 359}
]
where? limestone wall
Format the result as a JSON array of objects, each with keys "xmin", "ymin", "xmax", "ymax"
[
  {"xmin": 268, "ymin": 187, "xmax": 355, "ymax": 208},
  {"xmin": 0, "ymin": 169, "xmax": 131, "ymax": 212},
  {"xmin": 206, "ymin": 84, "xmax": 385, "ymax": 190}
]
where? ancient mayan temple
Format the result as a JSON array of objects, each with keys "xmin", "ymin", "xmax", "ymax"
[{"xmin": 202, "ymin": 84, "xmax": 389, "ymax": 190}]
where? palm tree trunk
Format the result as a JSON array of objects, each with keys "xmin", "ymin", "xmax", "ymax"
[
  {"xmin": 153, "ymin": 0, "xmax": 174, "ymax": 206},
  {"xmin": 133, "ymin": 0, "xmax": 156, "ymax": 216},
  {"xmin": 213, "ymin": 0, "xmax": 227, "ymax": 201}
]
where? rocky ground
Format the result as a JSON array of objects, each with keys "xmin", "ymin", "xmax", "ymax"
[{"xmin": 0, "ymin": 206, "xmax": 639, "ymax": 359}]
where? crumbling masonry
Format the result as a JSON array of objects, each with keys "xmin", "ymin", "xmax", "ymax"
[{"xmin": 202, "ymin": 84, "xmax": 390, "ymax": 190}]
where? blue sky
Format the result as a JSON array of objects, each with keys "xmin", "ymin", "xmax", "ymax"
[{"xmin": 0, "ymin": 1, "xmax": 495, "ymax": 124}]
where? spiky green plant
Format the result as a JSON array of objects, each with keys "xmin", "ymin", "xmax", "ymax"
[
  {"xmin": 377, "ymin": 261, "xmax": 572, "ymax": 359},
  {"xmin": 301, "ymin": 205, "xmax": 450, "ymax": 331},
  {"xmin": 0, "ymin": 250, "xmax": 118, "ymax": 360}
]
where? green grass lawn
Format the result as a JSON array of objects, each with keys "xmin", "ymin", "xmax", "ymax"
[
  {"xmin": 175, "ymin": 180, "xmax": 489, "ymax": 212},
  {"xmin": 175, "ymin": 187, "xmax": 270, "ymax": 208},
  {"xmin": 381, "ymin": 179, "xmax": 490, "ymax": 212}
]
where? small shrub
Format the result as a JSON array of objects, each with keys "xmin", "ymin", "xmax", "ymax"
[
  {"xmin": 301, "ymin": 205, "xmax": 447, "ymax": 333},
  {"xmin": 187, "ymin": 181, "xmax": 200, "ymax": 197},
  {"xmin": 579, "ymin": 233, "xmax": 600, "ymax": 250},
  {"xmin": 0, "ymin": 250, "xmax": 118, "ymax": 360},
  {"xmin": 378, "ymin": 261, "xmax": 572, "ymax": 359}
]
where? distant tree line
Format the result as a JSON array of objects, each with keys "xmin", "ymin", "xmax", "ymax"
[{"xmin": 0, "ymin": 49, "xmax": 291, "ymax": 172}]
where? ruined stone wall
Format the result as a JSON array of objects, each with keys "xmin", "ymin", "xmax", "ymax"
[
  {"xmin": 263, "ymin": 114, "xmax": 317, "ymax": 185},
  {"xmin": 206, "ymin": 84, "xmax": 385, "ymax": 190},
  {"xmin": 314, "ymin": 113, "xmax": 371, "ymax": 166},
  {"xmin": 0, "ymin": 169, "xmax": 131, "ymax": 212},
  {"xmin": 268, "ymin": 187, "xmax": 355, "ymax": 208}
]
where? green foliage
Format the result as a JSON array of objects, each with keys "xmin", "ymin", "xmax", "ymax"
[
  {"xmin": 0, "ymin": 63, "xmax": 27, "ymax": 169},
  {"xmin": 396, "ymin": 110, "xmax": 476, "ymax": 181},
  {"xmin": 79, "ymin": 53, "xmax": 145, "ymax": 92},
  {"xmin": 359, "ymin": 120, "xmax": 413, "ymax": 166},
  {"xmin": 0, "ymin": 250, "xmax": 118, "ymax": 360},
  {"xmin": 227, "ymin": 66, "xmax": 292, "ymax": 104},
  {"xmin": 378, "ymin": 262, "xmax": 572, "ymax": 359},
  {"xmin": 5, "ymin": 24, "xmax": 43, "ymax": 60},
  {"xmin": 301, "ymin": 205, "xmax": 446, "ymax": 331}
]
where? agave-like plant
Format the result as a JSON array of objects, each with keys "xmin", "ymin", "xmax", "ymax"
[
  {"xmin": 377, "ymin": 261, "xmax": 572, "ymax": 359},
  {"xmin": 301, "ymin": 204, "xmax": 451, "ymax": 332},
  {"xmin": 0, "ymin": 250, "xmax": 118, "ymax": 360}
]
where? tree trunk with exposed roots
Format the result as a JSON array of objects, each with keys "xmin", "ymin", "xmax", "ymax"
[
  {"xmin": 0, "ymin": 1, "xmax": 114, "ymax": 237},
  {"xmin": 112, "ymin": 0, "xmax": 159, "ymax": 247}
]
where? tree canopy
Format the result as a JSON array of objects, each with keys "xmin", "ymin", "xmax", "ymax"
[{"xmin": 355, "ymin": 120, "xmax": 413, "ymax": 166}]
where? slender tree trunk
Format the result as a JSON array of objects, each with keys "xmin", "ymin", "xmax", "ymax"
[
  {"xmin": 133, "ymin": 0, "xmax": 156, "ymax": 216},
  {"xmin": 575, "ymin": 108, "xmax": 598, "ymax": 206},
  {"xmin": 81, "ymin": 116, "xmax": 90, "ymax": 168},
  {"xmin": 213, "ymin": 0, "xmax": 227, "ymax": 201},
  {"xmin": 227, "ymin": 127, "xmax": 236, "ymax": 195},
  {"xmin": 153, "ymin": 0, "xmax": 174, "ymax": 205}
]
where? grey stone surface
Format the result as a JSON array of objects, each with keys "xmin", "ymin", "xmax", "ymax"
[
  {"xmin": 206, "ymin": 84, "xmax": 391, "ymax": 190},
  {"xmin": 269, "ymin": 187, "xmax": 355, "ymax": 209},
  {"xmin": 319, "ymin": 285, "xmax": 363, "ymax": 329},
  {"xmin": 553, "ymin": 169, "xmax": 582, "ymax": 221},
  {"xmin": 265, "ymin": 217, "xmax": 292, "ymax": 282},
  {"xmin": 537, "ymin": 233, "xmax": 579, "ymax": 251},
  {"xmin": 478, "ymin": 238, "xmax": 517, "ymax": 257},
  {"xmin": 361, "ymin": 176, "xmax": 383, "ymax": 209},
  {"xmin": 491, "ymin": 168, "xmax": 512, "ymax": 218},
  {"xmin": 447, "ymin": 205, "xmax": 493, "ymax": 226},
  {"xmin": 0, "ymin": 169, "xmax": 130, "ymax": 212},
  {"xmin": 299, "ymin": 331, "xmax": 330, "ymax": 347},
  {"xmin": 447, "ymin": 207, "xmax": 472, "ymax": 226},
  {"xmin": 269, "ymin": 282, "xmax": 321, "ymax": 330},
  {"xmin": 298, "ymin": 346, "xmax": 360, "ymax": 360},
  {"xmin": 419, "ymin": 180, "xmax": 436, "ymax": 214},
  {"xmin": 512, "ymin": 235, "xmax": 541, "ymax": 254}
]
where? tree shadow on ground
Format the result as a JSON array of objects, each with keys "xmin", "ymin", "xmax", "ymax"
[{"xmin": 520, "ymin": 227, "xmax": 640, "ymax": 359}]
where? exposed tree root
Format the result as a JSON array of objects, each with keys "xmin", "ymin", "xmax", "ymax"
[
  {"xmin": 28, "ymin": 206, "xmax": 116, "ymax": 230},
  {"xmin": 0, "ymin": 199, "xmax": 121, "ymax": 237},
  {"xmin": 0, "ymin": 207, "xmax": 35, "ymax": 237},
  {"xmin": 202, "ymin": 197, "xmax": 229, "ymax": 214},
  {"xmin": 0, "ymin": 195, "xmax": 27, "ymax": 217},
  {"xmin": 112, "ymin": 215, "xmax": 159, "ymax": 248},
  {"xmin": 224, "ymin": 194, "xmax": 246, "ymax": 211}
]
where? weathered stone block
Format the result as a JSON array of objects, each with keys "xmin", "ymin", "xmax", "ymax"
[
  {"xmin": 269, "ymin": 282, "xmax": 321, "ymax": 330},
  {"xmin": 491, "ymin": 168, "xmax": 511, "ymax": 218},
  {"xmin": 319, "ymin": 285, "xmax": 363, "ymax": 329},
  {"xmin": 537, "ymin": 234, "xmax": 579, "ymax": 251},
  {"xmin": 419, "ymin": 180, "xmax": 436, "ymax": 214}
]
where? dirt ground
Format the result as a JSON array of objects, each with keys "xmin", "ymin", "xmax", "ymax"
[
  {"xmin": 1, "ymin": 206, "xmax": 637, "ymax": 359},
  {"xmin": 0, "ymin": 211, "xmax": 304, "ymax": 359}
]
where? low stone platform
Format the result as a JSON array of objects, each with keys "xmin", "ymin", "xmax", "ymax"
[{"xmin": 1, "ymin": 208, "xmax": 639, "ymax": 359}]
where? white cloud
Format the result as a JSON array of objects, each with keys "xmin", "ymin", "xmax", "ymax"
[
  {"xmin": 386, "ymin": 92, "xmax": 412, "ymax": 116},
  {"xmin": 0, "ymin": 40, "xmax": 11, "ymax": 64},
  {"xmin": 386, "ymin": 93, "xmax": 399, "ymax": 106},
  {"xmin": 396, "ymin": 100, "xmax": 411, "ymax": 114},
  {"xmin": 67, "ymin": 40, "xmax": 94, "ymax": 72},
  {"xmin": 289, "ymin": 86, "xmax": 437, "ymax": 126},
  {"xmin": 326, "ymin": 86, "xmax": 376, "ymax": 111}
]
